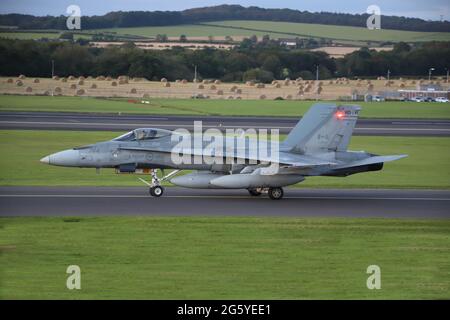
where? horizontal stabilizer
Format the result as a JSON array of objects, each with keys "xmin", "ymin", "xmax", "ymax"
[{"xmin": 334, "ymin": 154, "xmax": 407, "ymax": 169}]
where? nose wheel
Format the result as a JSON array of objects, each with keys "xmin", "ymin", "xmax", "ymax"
[{"xmin": 149, "ymin": 185, "xmax": 164, "ymax": 197}]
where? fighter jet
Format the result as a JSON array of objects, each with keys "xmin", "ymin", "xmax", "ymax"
[{"xmin": 40, "ymin": 103, "xmax": 407, "ymax": 200}]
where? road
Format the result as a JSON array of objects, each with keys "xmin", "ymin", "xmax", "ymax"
[
  {"xmin": 1, "ymin": 112, "xmax": 450, "ymax": 136},
  {"xmin": 1, "ymin": 187, "xmax": 448, "ymax": 218}
]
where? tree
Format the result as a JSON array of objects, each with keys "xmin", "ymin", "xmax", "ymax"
[
  {"xmin": 59, "ymin": 32, "xmax": 74, "ymax": 41},
  {"xmin": 243, "ymin": 68, "xmax": 274, "ymax": 83},
  {"xmin": 179, "ymin": 34, "xmax": 187, "ymax": 42},
  {"xmin": 156, "ymin": 34, "xmax": 168, "ymax": 42}
]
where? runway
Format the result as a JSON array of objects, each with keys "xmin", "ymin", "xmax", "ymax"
[
  {"xmin": 1, "ymin": 187, "xmax": 448, "ymax": 218},
  {"xmin": 1, "ymin": 111, "xmax": 450, "ymax": 136}
]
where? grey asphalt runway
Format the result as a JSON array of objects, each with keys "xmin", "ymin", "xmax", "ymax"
[
  {"xmin": 0, "ymin": 186, "xmax": 448, "ymax": 218},
  {"xmin": 1, "ymin": 112, "xmax": 450, "ymax": 136}
]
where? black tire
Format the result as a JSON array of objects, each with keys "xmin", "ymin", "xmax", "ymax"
[
  {"xmin": 149, "ymin": 186, "xmax": 164, "ymax": 197},
  {"xmin": 247, "ymin": 188, "xmax": 262, "ymax": 196},
  {"xmin": 268, "ymin": 187, "xmax": 283, "ymax": 200}
]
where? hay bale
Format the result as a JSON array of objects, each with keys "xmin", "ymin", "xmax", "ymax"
[
  {"xmin": 78, "ymin": 76, "xmax": 85, "ymax": 80},
  {"xmin": 271, "ymin": 80, "xmax": 278, "ymax": 85},
  {"xmin": 202, "ymin": 79, "xmax": 210, "ymax": 84},
  {"xmin": 54, "ymin": 87, "xmax": 62, "ymax": 94},
  {"xmin": 399, "ymin": 83, "xmax": 405, "ymax": 88},
  {"xmin": 236, "ymin": 96, "xmax": 242, "ymax": 100},
  {"xmin": 90, "ymin": 83, "xmax": 97, "ymax": 89},
  {"xmin": 96, "ymin": 76, "xmax": 105, "ymax": 81},
  {"xmin": 210, "ymin": 85, "xmax": 216, "ymax": 90},
  {"xmin": 328, "ymin": 80, "xmax": 334, "ymax": 85},
  {"xmin": 175, "ymin": 79, "xmax": 181, "ymax": 83},
  {"xmin": 143, "ymin": 93, "xmax": 150, "ymax": 98},
  {"xmin": 61, "ymin": 77, "xmax": 67, "ymax": 82},
  {"xmin": 18, "ymin": 74, "xmax": 26, "ymax": 79},
  {"xmin": 52, "ymin": 76, "xmax": 59, "ymax": 80},
  {"xmin": 106, "ymin": 76, "xmax": 112, "ymax": 81},
  {"xmin": 33, "ymin": 78, "xmax": 40, "ymax": 83},
  {"xmin": 230, "ymin": 85, "xmax": 238, "ymax": 92},
  {"xmin": 16, "ymin": 80, "xmax": 23, "ymax": 86},
  {"xmin": 78, "ymin": 80, "xmax": 84, "ymax": 85},
  {"xmin": 181, "ymin": 79, "xmax": 188, "ymax": 84},
  {"xmin": 367, "ymin": 84, "xmax": 374, "ymax": 91},
  {"xmin": 227, "ymin": 96, "xmax": 234, "ymax": 99},
  {"xmin": 286, "ymin": 94, "xmax": 292, "ymax": 100},
  {"xmin": 259, "ymin": 94, "xmax": 266, "ymax": 100},
  {"xmin": 315, "ymin": 86, "xmax": 323, "ymax": 94},
  {"xmin": 76, "ymin": 89, "xmax": 85, "ymax": 96},
  {"xmin": 161, "ymin": 78, "xmax": 168, "ymax": 82},
  {"xmin": 43, "ymin": 90, "xmax": 50, "ymax": 96},
  {"xmin": 118, "ymin": 79, "xmax": 128, "ymax": 85},
  {"xmin": 7, "ymin": 78, "xmax": 13, "ymax": 83},
  {"xmin": 87, "ymin": 76, "xmax": 93, "ymax": 80},
  {"xmin": 118, "ymin": 75, "xmax": 128, "ymax": 81},
  {"xmin": 197, "ymin": 84, "xmax": 204, "ymax": 89},
  {"xmin": 256, "ymin": 83, "xmax": 265, "ymax": 88},
  {"xmin": 163, "ymin": 82, "xmax": 171, "ymax": 87},
  {"xmin": 111, "ymin": 81, "xmax": 117, "ymax": 87},
  {"xmin": 283, "ymin": 80, "xmax": 290, "ymax": 86},
  {"xmin": 246, "ymin": 81, "xmax": 255, "ymax": 86},
  {"xmin": 130, "ymin": 88, "xmax": 137, "ymax": 94},
  {"xmin": 297, "ymin": 89, "xmax": 304, "ymax": 95},
  {"xmin": 70, "ymin": 84, "xmax": 77, "ymax": 89},
  {"xmin": 26, "ymin": 86, "xmax": 32, "ymax": 92},
  {"xmin": 235, "ymin": 89, "xmax": 242, "ymax": 94},
  {"xmin": 68, "ymin": 75, "xmax": 76, "ymax": 80},
  {"xmin": 384, "ymin": 81, "xmax": 391, "ymax": 87},
  {"xmin": 214, "ymin": 80, "xmax": 221, "ymax": 84},
  {"xmin": 216, "ymin": 90, "xmax": 223, "ymax": 95},
  {"xmin": 274, "ymin": 83, "xmax": 281, "ymax": 88}
]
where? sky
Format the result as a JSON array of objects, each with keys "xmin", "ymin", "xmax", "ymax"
[{"xmin": 0, "ymin": 0, "xmax": 449, "ymax": 21}]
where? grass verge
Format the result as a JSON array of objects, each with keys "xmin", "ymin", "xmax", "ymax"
[{"xmin": 1, "ymin": 216, "xmax": 449, "ymax": 299}]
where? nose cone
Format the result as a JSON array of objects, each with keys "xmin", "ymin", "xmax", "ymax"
[{"xmin": 40, "ymin": 149, "xmax": 80, "ymax": 167}]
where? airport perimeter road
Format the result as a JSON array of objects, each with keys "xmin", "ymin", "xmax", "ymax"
[
  {"xmin": 1, "ymin": 187, "xmax": 448, "ymax": 218},
  {"xmin": 1, "ymin": 112, "xmax": 450, "ymax": 136}
]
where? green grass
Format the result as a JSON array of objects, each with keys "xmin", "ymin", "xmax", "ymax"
[
  {"xmin": 0, "ymin": 130, "xmax": 449, "ymax": 189},
  {"xmin": 96, "ymin": 20, "xmax": 450, "ymax": 42},
  {"xmin": 1, "ymin": 95, "xmax": 450, "ymax": 119},
  {"xmin": 1, "ymin": 216, "xmax": 449, "ymax": 299}
]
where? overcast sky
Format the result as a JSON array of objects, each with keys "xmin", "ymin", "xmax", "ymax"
[{"xmin": 0, "ymin": 0, "xmax": 449, "ymax": 21}]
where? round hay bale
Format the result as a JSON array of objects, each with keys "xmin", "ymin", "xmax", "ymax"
[
  {"xmin": 78, "ymin": 80, "xmax": 84, "ymax": 85},
  {"xmin": 76, "ymin": 89, "xmax": 85, "ymax": 96},
  {"xmin": 33, "ymin": 78, "xmax": 40, "ymax": 83},
  {"xmin": 271, "ymin": 80, "xmax": 278, "ymax": 85},
  {"xmin": 175, "ymin": 79, "xmax": 181, "ymax": 83},
  {"xmin": 181, "ymin": 79, "xmax": 188, "ymax": 84},
  {"xmin": 367, "ymin": 84, "xmax": 374, "ymax": 91},
  {"xmin": 18, "ymin": 74, "xmax": 26, "ymax": 79},
  {"xmin": 143, "ymin": 93, "xmax": 150, "ymax": 98},
  {"xmin": 61, "ymin": 77, "xmax": 67, "ymax": 83},
  {"xmin": 163, "ymin": 82, "xmax": 171, "ymax": 87},
  {"xmin": 298, "ymin": 84, "xmax": 304, "ymax": 91},
  {"xmin": 118, "ymin": 79, "xmax": 128, "ymax": 85},
  {"xmin": 236, "ymin": 96, "xmax": 242, "ymax": 100},
  {"xmin": 297, "ymin": 89, "xmax": 304, "ymax": 95},
  {"xmin": 106, "ymin": 76, "xmax": 112, "ymax": 81},
  {"xmin": 399, "ymin": 83, "xmax": 405, "ymax": 88},
  {"xmin": 216, "ymin": 90, "xmax": 223, "ymax": 95},
  {"xmin": 296, "ymin": 77, "xmax": 303, "ymax": 81},
  {"xmin": 86, "ymin": 76, "xmax": 93, "ymax": 80},
  {"xmin": 54, "ymin": 87, "xmax": 62, "ymax": 94},
  {"xmin": 246, "ymin": 81, "xmax": 255, "ymax": 86},
  {"xmin": 7, "ymin": 78, "xmax": 13, "ymax": 83},
  {"xmin": 256, "ymin": 83, "xmax": 265, "ymax": 88},
  {"xmin": 78, "ymin": 76, "xmax": 85, "ymax": 81},
  {"xmin": 283, "ymin": 80, "xmax": 290, "ymax": 86},
  {"xmin": 96, "ymin": 76, "xmax": 105, "ymax": 81},
  {"xmin": 16, "ymin": 80, "xmax": 23, "ymax": 86},
  {"xmin": 90, "ymin": 83, "xmax": 97, "ymax": 89},
  {"xmin": 210, "ymin": 85, "xmax": 216, "ymax": 90},
  {"xmin": 161, "ymin": 78, "xmax": 168, "ymax": 82},
  {"xmin": 384, "ymin": 81, "xmax": 391, "ymax": 87},
  {"xmin": 70, "ymin": 84, "xmax": 77, "ymax": 89},
  {"xmin": 52, "ymin": 76, "xmax": 60, "ymax": 80},
  {"xmin": 197, "ymin": 84, "xmax": 204, "ymax": 89},
  {"xmin": 68, "ymin": 75, "xmax": 76, "ymax": 80},
  {"xmin": 259, "ymin": 94, "xmax": 266, "ymax": 100},
  {"xmin": 235, "ymin": 89, "xmax": 242, "ymax": 94},
  {"xmin": 315, "ymin": 87, "xmax": 323, "ymax": 94},
  {"xmin": 230, "ymin": 85, "xmax": 238, "ymax": 92},
  {"xmin": 227, "ymin": 96, "xmax": 234, "ymax": 99},
  {"xmin": 43, "ymin": 90, "xmax": 50, "ymax": 96},
  {"xmin": 202, "ymin": 79, "xmax": 209, "ymax": 84},
  {"xmin": 328, "ymin": 80, "xmax": 334, "ymax": 85},
  {"xmin": 111, "ymin": 81, "xmax": 117, "ymax": 87},
  {"xmin": 274, "ymin": 83, "xmax": 281, "ymax": 88},
  {"xmin": 130, "ymin": 88, "xmax": 137, "ymax": 94},
  {"xmin": 118, "ymin": 75, "xmax": 128, "ymax": 81},
  {"xmin": 26, "ymin": 86, "xmax": 32, "ymax": 92},
  {"xmin": 214, "ymin": 80, "xmax": 221, "ymax": 84},
  {"xmin": 286, "ymin": 94, "xmax": 292, "ymax": 100}
]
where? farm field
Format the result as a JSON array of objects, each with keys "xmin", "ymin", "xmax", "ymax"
[
  {"xmin": 1, "ymin": 94, "xmax": 450, "ymax": 119},
  {"xmin": 0, "ymin": 130, "xmax": 449, "ymax": 189},
  {"xmin": 96, "ymin": 20, "xmax": 450, "ymax": 42}
]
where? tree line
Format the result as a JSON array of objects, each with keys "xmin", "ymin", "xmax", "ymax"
[
  {"xmin": 0, "ymin": 39, "xmax": 448, "ymax": 82},
  {"xmin": 0, "ymin": 4, "xmax": 449, "ymax": 32}
]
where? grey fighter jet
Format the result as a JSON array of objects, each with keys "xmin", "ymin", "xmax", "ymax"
[{"xmin": 40, "ymin": 103, "xmax": 407, "ymax": 200}]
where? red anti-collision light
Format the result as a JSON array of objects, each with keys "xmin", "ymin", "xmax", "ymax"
[{"xmin": 335, "ymin": 111, "xmax": 345, "ymax": 119}]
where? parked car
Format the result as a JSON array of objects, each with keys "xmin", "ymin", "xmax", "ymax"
[
  {"xmin": 372, "ymin": 95, "xmax": 385, "ymax": 102},
  {"xmin": 435, "ymin": 97, "xmax": 449, "ymax": 103},
  {"xmin": 424, "ymin": 97, "xmax": 435, "ymax": 102},
  {"xmin": 412, "ymin": 96, "xmax": 425, "ymax": 102}
]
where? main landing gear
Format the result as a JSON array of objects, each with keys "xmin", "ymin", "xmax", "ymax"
[{"xmin": 247, "ymin": 187, "xmax": 284, "ymax": 200}]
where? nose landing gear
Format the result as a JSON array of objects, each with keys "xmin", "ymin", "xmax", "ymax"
[{"xmin": 139, "ymin": 169, "xmax": 180, "ymax": 198}]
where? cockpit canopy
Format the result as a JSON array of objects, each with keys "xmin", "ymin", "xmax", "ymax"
[{"xmin": 113, "ymin": 128, "xmax": 172, "ymax": 142}]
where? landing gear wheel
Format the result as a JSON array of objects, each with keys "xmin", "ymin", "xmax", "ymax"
[
  {"xmin": 149, "ymin": 185, "xmax": 164, "ymax": 197},
  {"xmin": 268, "ymin": 187, "xmax": 283, "ymax": 200},
  {"xmin": 248, "ymin": 188, "xmax": 262, "ymax": 196}
]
